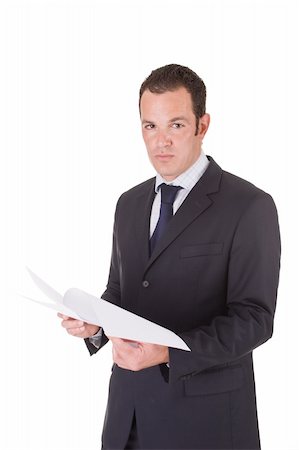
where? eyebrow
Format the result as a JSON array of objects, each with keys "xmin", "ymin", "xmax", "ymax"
[
  {"xmin": 169, "ymin": 116, "xmax": 189, "ymax": 123},
  {"xmin": 142, "ymin": 116, "xmax": 190, "ymax": 125}
]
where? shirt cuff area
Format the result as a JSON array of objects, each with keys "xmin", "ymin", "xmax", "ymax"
[{"xmin": 88, "ymin": 327, "xmax": 103, "ymax": 349}]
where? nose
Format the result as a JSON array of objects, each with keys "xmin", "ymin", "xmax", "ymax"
[{"xmin": 156, "ymin": 130, "xmax": 172, "ymax": 149}]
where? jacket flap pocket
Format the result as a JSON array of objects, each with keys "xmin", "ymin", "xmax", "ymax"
[
  {"xmin": 181, "ymin": 243, "xmax": 223, "ymax": 258},
  {"xmin": 184, "ymin": 365, "xmax": 244, "ymax": 396}
]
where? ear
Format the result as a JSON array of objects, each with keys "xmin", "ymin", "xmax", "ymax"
[{"xmin": 198, "ymin": 114, "xmax": 210, "ymax": 139}]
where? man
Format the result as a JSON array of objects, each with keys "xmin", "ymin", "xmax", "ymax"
[{"xmin": 59, "ymin": 64, "xmax": 281, "ymax": 449}]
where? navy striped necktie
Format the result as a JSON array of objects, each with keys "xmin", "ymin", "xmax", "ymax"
[{"xmin": 150, "ymin": 183, "xmax": 182, "ymax": 255}]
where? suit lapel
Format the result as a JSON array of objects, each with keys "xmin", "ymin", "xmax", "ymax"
[
  {"xmin": 134, "ymin": 179, "xmax": 156, "ymax": 267},
  {"xmin": 145, "ymin": 157, "xmax": 223, "ymax": 272}
]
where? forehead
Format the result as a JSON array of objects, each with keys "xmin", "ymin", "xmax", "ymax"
[{"xmin": 140, "ymin": 87, "xmax": 193, "ymax": 119}]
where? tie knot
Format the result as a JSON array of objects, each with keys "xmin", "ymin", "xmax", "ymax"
[{"xmin": 160, "ymin": 183, "xmax": 182, "ymax": 205}]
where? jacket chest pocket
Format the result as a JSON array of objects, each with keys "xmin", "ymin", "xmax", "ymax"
[{"xmin": 180, "ymin": 242, "xmax": 224, "ymax": 258}]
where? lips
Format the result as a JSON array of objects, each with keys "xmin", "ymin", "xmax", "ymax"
[{"xmin": 155, "ymin": 154, "xmax": 174, "ymax": 160}]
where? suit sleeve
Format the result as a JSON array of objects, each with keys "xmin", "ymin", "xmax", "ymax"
[
  {"xmin": 85, "ymin": 199, "xmax": 122, "ymax": 356},
  {"xmin": 168, "ymin": 193, "xmax": 281, "ymax": 382}
]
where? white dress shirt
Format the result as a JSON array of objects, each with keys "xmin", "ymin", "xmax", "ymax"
[{"xmin": 150, "ymin": 151, "xmax": 209, "ymax": 237}]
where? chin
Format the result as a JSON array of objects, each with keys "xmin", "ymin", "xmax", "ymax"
[
  {"xmin": 161, "ymin": 173, "xmax": 176, "ymax": 181},
  {"xmin": 155, "ymin": 166, "xmax": 176, "ymax": 179}
]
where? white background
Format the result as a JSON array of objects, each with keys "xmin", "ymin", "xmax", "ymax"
[{"xmin": 0, "ymin": 0, "xmax": 298, "ymax": 449}]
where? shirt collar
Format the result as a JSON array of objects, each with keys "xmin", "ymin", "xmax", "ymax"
[{"xmin": 155, "ymin": 151, "xmax": 210, "ymax": 193}]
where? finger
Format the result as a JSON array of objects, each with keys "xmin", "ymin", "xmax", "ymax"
[
  {"xmin": 67, "ymin": 325, "xmax": 85, "ymax": 336},
  {"xmin": 122, "ymin": 339, "xmax": 140, "ymax": 348},
  {"xmin": 61, "ymin": 319, "xmax": 84, "ymax": 329},
  {"xmin": 57, "ymin": 313, "xmax": 70, "ymax": 320},
  {"xmin": 107, "ymin": 336, "xmax": 123, "ymax": 345},
  {"xmin": 110, "ymin": 337, "xmax": 136, "ymax": 346},
  {"xmin": 112, "ymin": 346, "xmax": 126, "ymax": 368},
  {"xmin": 110, "ymin": 337, "xmax": 124, "ymax": 344},
  {"xmin": 110, "ymin": 337, "xmax": 133, "ymax": 351}
]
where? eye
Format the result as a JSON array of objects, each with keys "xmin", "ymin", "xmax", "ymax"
[
  {"xmin": 144, "ymin": 123, "xmax": 155, "ymax": 130},
  {"xmin": 172, "ymin": 123, "xmax": 184, "ymax": 129}
]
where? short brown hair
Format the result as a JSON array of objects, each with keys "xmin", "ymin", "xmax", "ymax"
[{"xmin": 139, "ymin": 64, "xmax": 206, "ymax": 135}]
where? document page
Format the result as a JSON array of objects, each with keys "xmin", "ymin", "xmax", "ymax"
[{"xmin": 22, "ymin": 268, "xmax": 190, "ymax": 351}]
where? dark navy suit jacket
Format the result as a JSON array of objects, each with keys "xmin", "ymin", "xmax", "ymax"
[{"xmin": 86, "ymin": 156, "xmax": 281, "ymax": 450}]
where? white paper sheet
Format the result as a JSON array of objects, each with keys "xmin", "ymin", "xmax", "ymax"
[{"xmin": 22, "ymin": 268, "xmax": 190, "ymax": 351}]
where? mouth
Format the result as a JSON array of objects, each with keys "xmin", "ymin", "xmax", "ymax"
[{"xmin": 155, "ymin": 154, "xmax": 174, "ymax": 161}]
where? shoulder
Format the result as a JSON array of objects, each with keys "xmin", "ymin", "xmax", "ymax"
[
  {"xmin": 122, "ymin": 177, "xmax": 155, "ymax": 197},
  {"xmin": 207, "ymin": 157, "xmax": 278, "ymax": 215},
  {"xmin": 220, "ymin": 169, "xmax": 279, "ymax": 227},
  {"xmin": 214, "ymin": 159, "xmax": 274, "ymax": 204},
  {"xmin": 222, "ymin": 169, "xmax": 267, "ymax": 197},
  {"xmin": 116, "ymin": 177, "xmax": 155, "ymax": 208}
]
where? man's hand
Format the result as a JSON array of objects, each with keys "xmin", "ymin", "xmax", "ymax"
[
  {"xmin": 108, "ymin": 336, "xmax": 169, "ymax": 371},
  {"xmin": 57, "ymin": 313, "xmax": 100, "ymax": 338}
]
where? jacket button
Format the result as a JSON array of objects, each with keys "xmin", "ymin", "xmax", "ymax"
[{"xmin": 142, "ymin": 280, "xmax": 150, "ymax": 288}]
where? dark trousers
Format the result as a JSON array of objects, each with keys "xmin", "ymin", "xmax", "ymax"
[{"xmin": 125, "ymin": 414, "xmax": 139, "ymax": 450}]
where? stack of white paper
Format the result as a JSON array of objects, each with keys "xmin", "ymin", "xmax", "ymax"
[{"xmin": 22, "ymin": 268, "xmax": 190, "ymax": 352}]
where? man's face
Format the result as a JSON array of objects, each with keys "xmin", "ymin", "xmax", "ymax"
[{"xmin": 140, "ymin": 87, "xmax": 210, "ymax": 181}]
